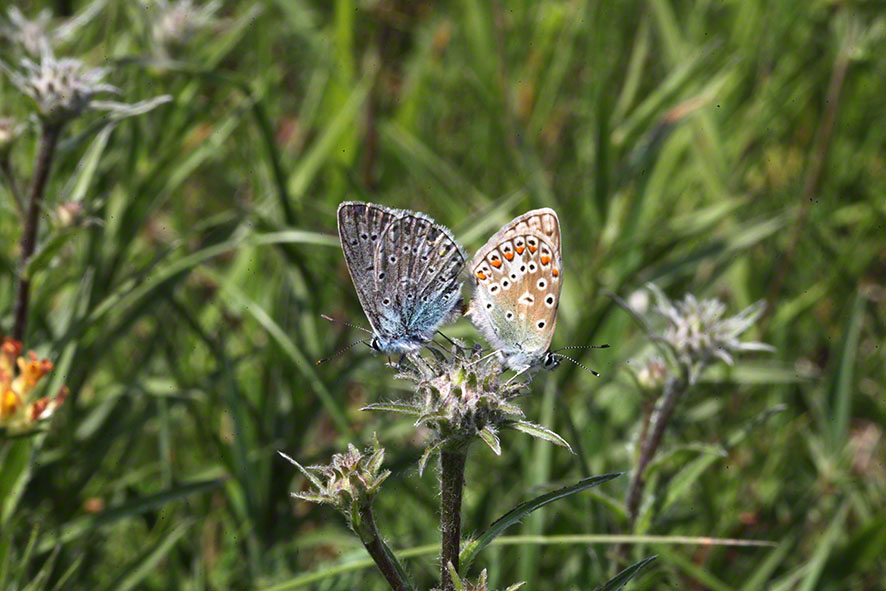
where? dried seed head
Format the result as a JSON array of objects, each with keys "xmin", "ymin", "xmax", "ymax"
[
  {"xmin": 1, "ymin": 53, "xmax": 172, "ymax": 124},
  {"xmin": 364, "ymin": 347, "xmax": 573, "ymax": 473},
  {"xmin": 646, "ymin": 284, "xmax": 774, "ymax": 370},
  {"xmin": 1, "ymin": 3, "xmax": 106, "ymax": 56},
  {"xmin": 151, "ymin": 0, "xmax": 219, "ymax": 54},
  {"xmin": 279, "ymin": 434, "xmax": 390, "ymax": 524}
]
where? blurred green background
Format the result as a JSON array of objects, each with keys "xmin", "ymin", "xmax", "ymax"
[{"xmin": 1, "ymin": 0, "xmax": 885, "ymax": 589}]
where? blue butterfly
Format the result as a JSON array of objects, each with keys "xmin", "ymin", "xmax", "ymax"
[{"xmin": 336, "ymin": 202, "xmax": 466, "ymax": 355}]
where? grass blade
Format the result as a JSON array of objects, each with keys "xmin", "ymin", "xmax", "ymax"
[
  {"xmin": 460, "ymin": 473, "xmax": 622, "ymax": 571},
  {"xmin": 595, "ymin": 555, "xmax": 657, "ymax": 590}
]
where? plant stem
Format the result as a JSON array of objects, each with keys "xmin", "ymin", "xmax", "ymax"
[
  {"xmin": 356, "ymin": 504, "xmax": 410, "ymax": 591},
  {"xmin": 440, "ymin": 449, "xmax": 466, "ymax": 591},
  {"xmin": 12, "ymin": 122, "xmax": 62, "ymax": 343},
  {"xmin": 625, "ymin": 376, "xmax": 685, "ymax": 524}
]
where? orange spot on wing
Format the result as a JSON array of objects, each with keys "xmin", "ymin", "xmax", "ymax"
[
  {"xmin": 476, "ymin": 272, "xmax": 486, "ymax": 280},
  {"xmin": 528, "ymin": 245, "xmax": 537, "ymax": 253},
  {"xmin": 515, "ymin": 246, "xmax": 525, "ymax": 254},
  {"xmin": 491, "ymin": 259, "xmax": 502, "ymax": 268},
  {"xmin": 552, "ymin": 268, "xmax": 559, "ymax": 277},
  {"xmin": 504, "ymin": 252, "xmax": 514, "ymax": 261},
  {"xmin": 540, "ymin": 256, "xmax": 551, "ymax": 265}
]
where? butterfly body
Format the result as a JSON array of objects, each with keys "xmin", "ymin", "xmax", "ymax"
[
  {"xmin": 337, "ymin": 201, "xmax": 465, "ymax": 355},
  {"xmin": 468, "ymin": 209, "xmax": 563, "ymax": 371}
]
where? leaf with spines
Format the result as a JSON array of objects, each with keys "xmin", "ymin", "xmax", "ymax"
[
  {"xmin": 595, "ymin": 555, "xmax": 657, "ymax": 590},
  {"xmin": 479, "ymin": 426, "xmax": 501, "ymax": 455},
  {"xmin": 503, "ymin": 420, "xmax": 574, "ymax": 453},
  {"xmin": 278, "ymin": 451, "xmax": 324, "ymax": 489},
  {"xmin": 460, "ymin": 473, "xmax": 623, "ymax": 571},
  {"xmin": 418, "ymin": 440, "xmax": 447, "ymax": 477},
  {"xmin": 360, "ymin": 402, "xmax": 421, "ymax": 416}
]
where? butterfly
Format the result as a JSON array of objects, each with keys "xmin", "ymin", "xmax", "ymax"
[
  {"xmin": 335, "ymin": 201, "xmax": 466, "ymax": 356},
  {"xmin": 468, "ymin": 208, "xmax": 607, "ymax": 374}
]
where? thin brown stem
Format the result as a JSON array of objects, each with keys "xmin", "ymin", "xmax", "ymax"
[
  {"xmin": 440, "ymin": 449, "xmax": 466, "ymax": 591},
  {"xmin": 625, "ymin": 376, "xmax": 685, "ymax": 523},
  {"xmin": 356, "ymin": 503, "xmax": 410, "ymax": 591},
  {"xmin": 13, "ymin": 122, "xmax": 62, "ymax": 343}
]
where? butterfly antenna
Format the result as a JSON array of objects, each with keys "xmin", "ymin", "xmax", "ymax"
[
  {"xmin": 316, "ymin": 338, "xmax": 371, "ymax": 365},
  {"xmin": 552, "ymin": 344, "xmax": 611, "ymax": 352},
  {"xmin": 552, "ymin": 354, "xmax": 600, "ymax": 377},
  {"xmin": 320, "ymin": 314, "xmax": 373, "ymax": 334}
]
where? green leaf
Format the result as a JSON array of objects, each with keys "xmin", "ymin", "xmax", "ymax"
[
  {"xmin": 826, "ymin": 291, "xmax": 863, "ymax": 453},
  {"xmin": 23, "ymin": 227, "xmax": 86, "ymax": 280},
  {"xmin": 504, "ymin": 420, "xmax": 574, "ymax": 453},
  {"xmin": 278, "ymin": 451, "xmax": 323, "ymax": 489},
  {"xmin": 0, "ymin": 439, "xmax": 32, "ymax": 528},
  {"xmin": 360, "ymin": 402, "xmax": 420, "ymax": 416},
  {"xmin": 595, "ymin": 555, "xmax": 657, "ymax": 590},
  {"xmin": 798, "ymin": 503, "xmax": 850, "ymax": 591},
  {"xmin": 447, "ymin": 562, "xmax": 465, "ymax": 591},
  {"xmin": 459, "ymin": 473, "xmax": 622, "ymax": 571},
  {"xmin": 479, "ymin": 425, "xmax": 502, "ymax": 455},
  {"xmin": 418, "ymin": 440, "xmax": 446, "ymax": 477},
  {"xmin": 63, "ymin": 121, "xmax": 116, "ymax": 203}
]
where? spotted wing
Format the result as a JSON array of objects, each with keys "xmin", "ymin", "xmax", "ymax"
[
  {"xmin": 373, "ymin": 211, "xmax": 465, "ymax": 350},
  {"xmin": 337, "ymin": 201, "xmax": 400, "ymax": 336},
  {"xmin": 468, "ymin": 209, "xmax": 562, "ymax": 366}
]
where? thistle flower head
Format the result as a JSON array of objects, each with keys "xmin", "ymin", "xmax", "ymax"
[
  {"xmin": 0, "ymin": 7, "xmax": 52, "ymax": 55},
  {"xmin": 0, "ymin": 337, "xmax": 68, "ymax": 435},
  {"xmin": 151, "ymin": 0, "xmax": 220, "ymax": 53},
  {"xmin": 364, "ymin": 347, "xmax": 573, "ymax": 474},
  {"xmin": 279, "ymin": 435, "xmax": 390, "ymax": 523},
  {"xmin": 647, "ymin": 284, "xmax": 774, "ymax": 369},
  {"xmin": 1, "ymin": 53, "xmax": 117, "ymax": 123},
  {"xmin": 1, "ymin": 3, "xmax": 106, "ymax": 56}
]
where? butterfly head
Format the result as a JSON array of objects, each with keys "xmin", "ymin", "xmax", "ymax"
[{"xmin": 541, "ymin": 350, "xmax": 561, "ymax": 371}]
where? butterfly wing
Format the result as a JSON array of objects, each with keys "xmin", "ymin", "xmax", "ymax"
[
  {"xmin": 373, "ymin": 210, "xmax": 465, "ymax": 352},
  {"xmin": 337, "ymin": 202, "xmax": 400, "ymax": 338},
  {"xmin": 468, "ymin": 209, "xmax": 562, "ymax": 369},
  {"xmin": 338, "ymin": 201, "xmax": 465, "ymax": 354}
]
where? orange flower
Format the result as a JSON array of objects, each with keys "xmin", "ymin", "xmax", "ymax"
[{"xmin": 0, "ymin": 337, "xmax": 67, "ymax": 435}]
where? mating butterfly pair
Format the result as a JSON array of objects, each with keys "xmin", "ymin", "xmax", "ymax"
[{"xmin": 335, "ymin": 201, "xmax": 601, "ymax": 373}]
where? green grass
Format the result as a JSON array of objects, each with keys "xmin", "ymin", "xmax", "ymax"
[{"xmin": 1, "ymin": 0, "xmax": 885, "ymax": 589}]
